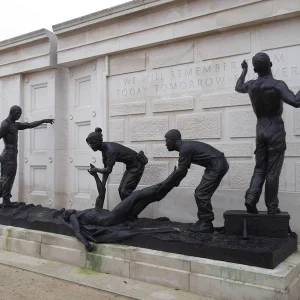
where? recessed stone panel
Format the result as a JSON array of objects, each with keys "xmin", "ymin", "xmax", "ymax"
[
  {"xmin": 180, "ymin": 165, "xmax": 204, "ymax": 187},
  {"xmin": 130, "ymin": 117, "xmax": 168, "ymax": 141},
  {"xmin": 75, "ymin": 166, "xmax": 90, "ymax": 196},
  {"xmin": 285, "ymin": 142, "xmax": 300, "ymax": 157},
  {"xmin": 153, "ymin": 96, "xmax": 194, "ymax": 113},
  {"xmin": 30, "ymin": 166, "xmax": 47, "ymax": 194},
  {"xmin": 108, "ymin": 163, "xmax": 124, "ymax": 185},
  {"xmin": 212, "ymin": 143, "xmax": 253, "ymax": 158},
  {"xmin": 139, "ymin": 162, "xmax": 168, "ymax": 185},
  {"xmin": 229, "ymin": 162, "xmax": 254, "ymax": 190},
  {"xmin": 149, "ymin": 42, "xmax": 194, "ymax": 69},
  {"xmin": 75, "ymin": 121, "xmax": 91, "ymax": 150},
  {"xmin": 176, "ymin": 113, "xmax": 221, "ymax": 139},
  {"xmin": 279, "ymin": 163, "xmax": 286, "ymax": 191},
  {"xmin": 229, "ymin": 110, "xmax": 256, "ymax": 138},
  {"xmin": 31, "ymin": 83, "xmax": 48, "ymax": 111},
  {"xmin": 294, "ymin": 109, "xmax": 300, "ymax": 136},
  {"xmin": 202, "ymin": 92, "xmax": 250, "ymax": 109},
  {"xmin": 76, "ymin": 76, "xmax": 91, "ymax": 107},
  {"xmin": 200, "ymin": 30, "xmax": 251, "ymax": 61},
  {"xmin": 124, "ymin": 144, "xmax": 146, "ymax": 154},
  {"xmin": 261, "ymin": 18, "xmax": 300, "ymax": 50},
  {"xmin": 31, "ymin": 124, "xmax": 47, "ymax": 152},
  {"xmin": 109, "ymin": 119, "xmax": 124, "ymax": 142},
  {"xmin": 153, "ymin": 144, "xmax": 179, "ymax": 158},
  {"xmin": 295, "ymin": 162, "xmax": 300, "ymax": 192},
  {"xmin": 110, "ymin": 102, "xmax": 146, "ymax": 116},
  {"xmin": 110, "ymin": 51, "xmax": 146, "ymax": 76}
]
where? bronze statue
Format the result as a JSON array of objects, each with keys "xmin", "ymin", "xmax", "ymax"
[
  {"xmin": 62, "ymin": 166, "xmax": 182, "ymax": 251},
  {"xmin": 0, "ymin": 105, "xmax": 54, "ymax": 207},
  {"xmin": 86, "ymin": 128, "xmax": 148, "ymax": 200},
  {"xmin": 235, "ymin": 52, "xmax": 300, "ymax": 214},
  {"xmin": 164, "ymin": 129, "xmax": 229, "ymax": 233}
]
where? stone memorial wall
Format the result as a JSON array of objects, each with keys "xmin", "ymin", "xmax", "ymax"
[{"xmin": 0, "ymin": 0, "xmax": 300, "ymax": 232}]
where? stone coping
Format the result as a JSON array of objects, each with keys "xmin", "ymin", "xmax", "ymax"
[
  {"xmin": 52, "ymin": 0, "xmax": 174, "ymax": 33},
  {"xmin": 0, "ymin": 29, "xmax": 54, "ymax": 51},
  {"xmin": 0, "ymin": 225, "xmax": 299, "ymax": 300}
]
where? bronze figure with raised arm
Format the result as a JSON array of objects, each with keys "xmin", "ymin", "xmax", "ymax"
[
  {"xmin": 235, "ymin": 52, "xmax": 300, "ymax": 214},
  {"xmin": 0, "ymin": 105, "xmax": 54, "ymax": 207}
]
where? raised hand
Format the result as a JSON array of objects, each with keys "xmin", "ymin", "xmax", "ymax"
[{"xmin": 241, "ymin": 60, "xmax": 248, "ymax": 71}]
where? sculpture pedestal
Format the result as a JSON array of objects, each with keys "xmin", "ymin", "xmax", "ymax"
[
  {"xmin": 0, "ymin": 225, "xmax": 299, "ymax": 300},
  {"xmin": 0, "ymin": 204, "xmax": 297, "ymax": 269},
  {"xmin": 224, "ymin": 210, "xmax": 290, "ymax": 238}
]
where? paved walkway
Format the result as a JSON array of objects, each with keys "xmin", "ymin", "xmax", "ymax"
[
  {"xmin": 0, "ymin": 264, "xmax": 130, "ymax": 300},
  {"xmin": 0, "ymin": 250, "xmax": 215, "ymax": 300}
]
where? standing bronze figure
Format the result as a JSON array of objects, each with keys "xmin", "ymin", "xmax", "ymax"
[
  {"xmin": 86, "ymin": 128, "xmax": 148, "ymax": 200},
  {"xmin": 235, "ymin": 52, "xmax": 300, "ymax": 214},
  {"xmin": 0, "ymin": 105, "xmax": 54, "ymax": 207},
  {"xmin": 164, "ymin": 129, "xmax": 229, "ymax": 233}
]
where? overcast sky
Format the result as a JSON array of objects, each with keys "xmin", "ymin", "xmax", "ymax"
[{"xmin": 1, "ymin": 0, "xmax": 129, "ymax": 41}]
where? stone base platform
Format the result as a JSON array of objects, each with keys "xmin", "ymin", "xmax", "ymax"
[
  {"xmin": 0, "ymin": 204, "xmax": 296, "ymax": 269},
  {"xmin": 0, "ymin": 225, "xmax": 299, "ymax": 300}
]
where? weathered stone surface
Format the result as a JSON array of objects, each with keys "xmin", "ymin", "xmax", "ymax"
[
  {"xmin": 201, "ymin": 92, "xmax": 250, "ymax": 109},
  {"xmin": 229, "ymin": 110, "xmax": 256, "ymax": 138},
  {"xmin": 285, "ymin": 142, "xmax": 300, "ymax": 157},
  {"xmin": 261, "ymin": 18, "xmax": 300, "ymax": 50},
  {"xmin": 131, "ymin": 248, "xmax": 191, "ymax": 272},
  {"xmin": 139, "ymin": 162, "xmax": 169, "ymax": 185},
  {"xmin": 153, "ymin": 96, "xmax": 194, "ymax": 113},
  {"xmin": 294, "ymin": 109, "xmax": 300, "ymax": 136},
  {"xmin": 130, "ymin": 117, "xmax": 168, "ymax": 141},
  {"xmin": 41, "ymin": 244, "xmax": 86, "ymax": 268},
  {"xmin": 110, "ymin": 51, "xmax": 146, "ymax": 76},
  {"xmin": 213, "ymin": 143, "xmax": 252, "ymax": 158},
  {"xmin": 200, "ymin": 30, "xmax": 251, "ymax": 60},
  {"xmin": 130, "ymin": 261, "xmax": 190, "ymax": 291},
  {"xmin": 109, "ymin": 119, "xmax": 124, "ymax": 142},
  {"xmin": 229, "ymin": 162, "xmax": 254, "ymax": 189},
  {"xmin": 86, "ymin": 253, "xmax": 130, "ymax": 277},
  {"xmin": 149, "ymin": 42, "xmax": 194, "ymax": 69},
  {"xmin": 110, "ymin": 101, "xmax": 146, "ymax": 116},
  {"xmin": 295, "ymin": 163, "xmax": 300, "ymax": 192},
  {"xmin": 180, "ymin": 165, "xmax": 204, "ymax": 187},
  {"xmin": 176, "ymin": 113, "xmax": 221, "ymax": 139},
  {"xmin": 152, "ymin": 144, "xmax": 179, "ymax": 158}
]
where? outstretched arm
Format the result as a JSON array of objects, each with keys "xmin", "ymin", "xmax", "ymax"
[
  {"xmin": 18, "ymin": 118, "xmax": 54, "ymax": 130},
  {"xmin": 275, "ymin": 81, "xmax": 300, "ymax": 108},
  {"xmin": 235, "ymin": 60, "xmax": 253, "ymax": 94},
  {"xmin": 70, "ymin": 214, "xmax": 93, "ymax": 252}
]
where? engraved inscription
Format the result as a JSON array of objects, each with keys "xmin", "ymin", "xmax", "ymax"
[{"xmin": 109, "ymin": 48, "xmax": 300, "ymax": 101}]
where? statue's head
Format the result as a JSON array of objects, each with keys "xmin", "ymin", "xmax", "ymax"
[
  {"xmin": 86, "ymin": 127, "xmax": 103, "ymax": 151},
  {"xmin": 164, "ymin": 129, "xmax": 182, "ymax": 151},
  {"xmin": 61, "ymin": 209, "xmax": 76, "ymax": 222},
  {"xmin": 9, "ymin": 105, "xmax": 22, "ymax": 121},
  {"xmin": 252, "ymin": 52, "xmax": 272, "ymax": 76}
]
